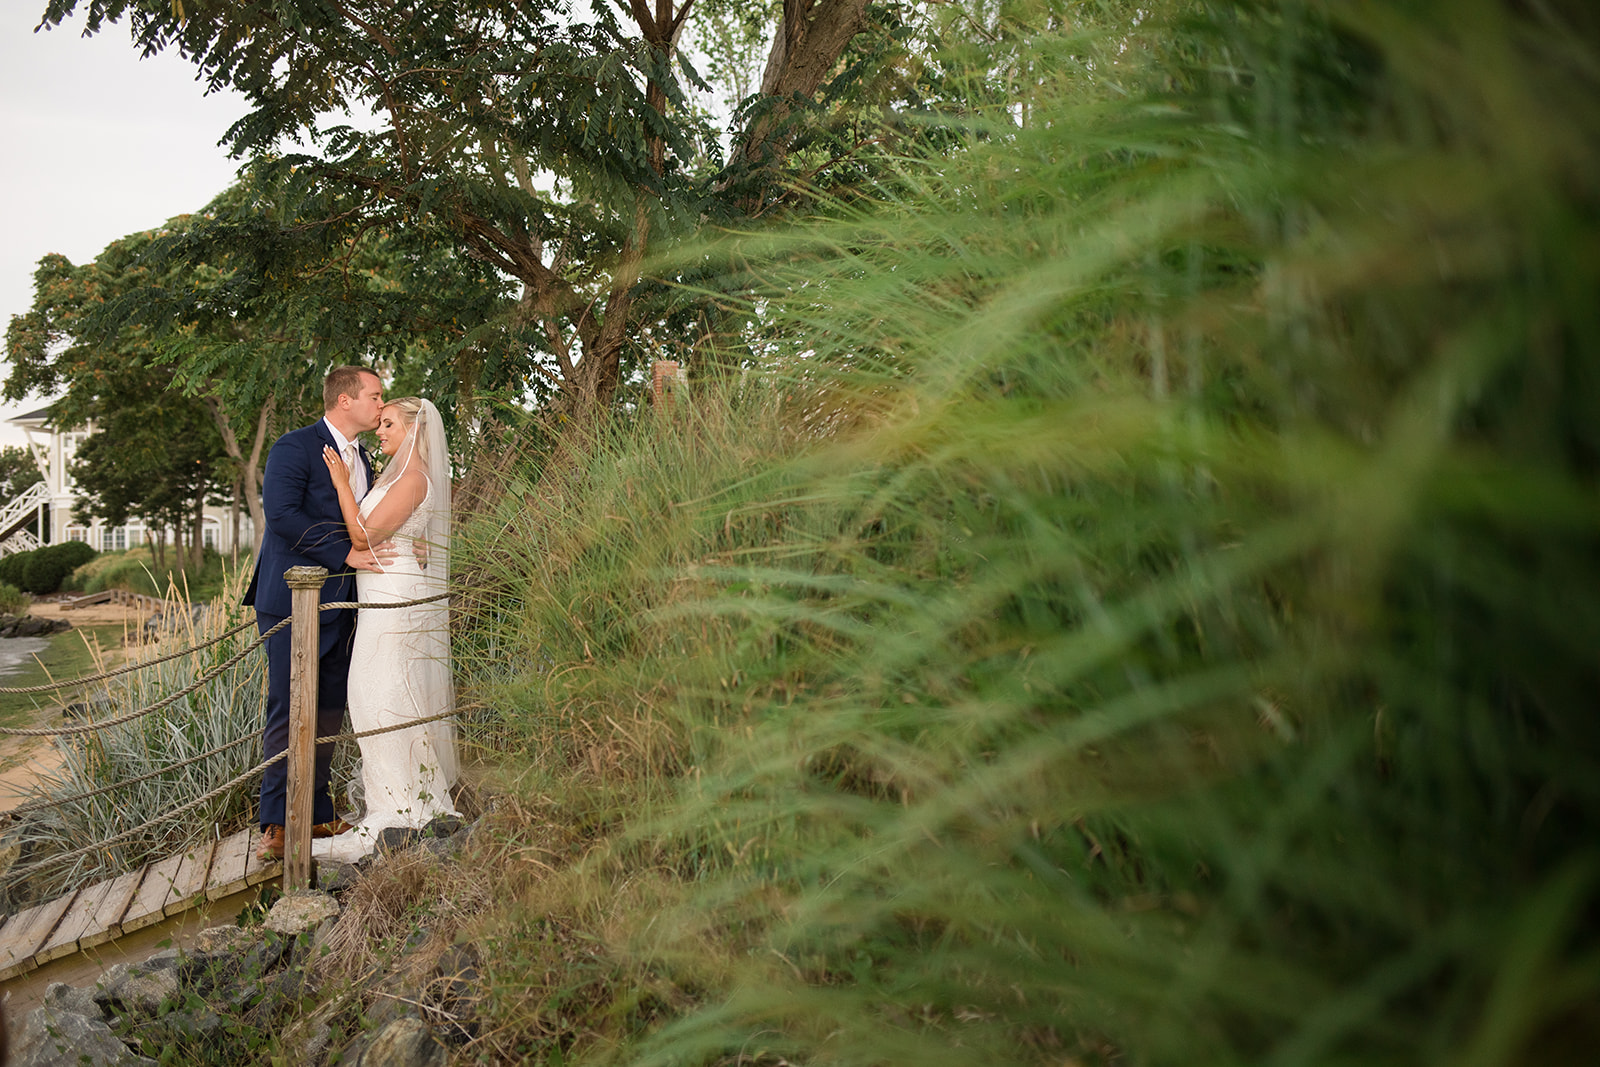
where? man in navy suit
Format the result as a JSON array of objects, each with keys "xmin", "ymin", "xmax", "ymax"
[{"xmin": 245, "ymin": 365, "xmax": 395, "ymax": 861}]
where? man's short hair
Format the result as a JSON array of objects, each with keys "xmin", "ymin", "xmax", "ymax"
[{"xmin": 324, "ymin": 366, "xmax": 377, "ymax": 411}]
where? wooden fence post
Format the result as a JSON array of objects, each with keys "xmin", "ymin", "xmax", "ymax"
[
  {"xmin": 283, "ymin": 565, "xmax": 326, "ymax": 892},
  {"xmin": 651, "ymin": 360, "xmax": 683, "ymax": 410}
]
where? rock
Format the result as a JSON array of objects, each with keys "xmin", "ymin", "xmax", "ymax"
[
  {"xmin": 190, "ymin": 924, "xmax": 258, "ymax": 957},
  {"xmin": 242, "ymin": 962, "xmax": 307, "ymax": 1024},
  {"xmin": 266, "ymin": 889, "xmax": 341, "ymax": 936},
  {"xmin": 422, "ymin": 834, "xmax": 464, "ymax": 861},
  {"xmin": 154, "ymin": 1006, "xmax": 225, "ymax": 1041},
  {"xmin": 9, "ymin": 615, "xmax": 56, "ymax": 637},
  {"xmin": 282, "ymin": 1014, "xmax": 334, "ymax": 1065},
  {"xmin": 431, "ymin": 942, "xmax": 481, "ymax": 1043},
  {"xmin": 359, "ymin": 1017, "xmax": 449, "ymax": 1067},
  {"xmin": 376, "ymin": 826, "xmax": 423, "ymax": 853},
  {"xmin": 93, "ymin": 961, "xmax": 181, "ymax": 1016},
  {"xmin": 43, "ymin": 980, "xmax": 101, "ymax": 1017},
  {"xmin": 237, "ymin": 929, "xmax": 293, "ymax": 977},
  {"xmin": 317, "ymin": 858, "xmax": 361, "ymax": 894},
  {"xmin": 12, "ymin": 1004, "xmax": 156, "ymax": 1067},
  {"xmin": 423, "ymin": 814, "xmax": 464, "ymax": 838}
]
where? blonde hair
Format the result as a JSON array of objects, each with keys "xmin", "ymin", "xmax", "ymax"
[{"xmin": 382, "ymin": 397, "xmax": 429, "ymax": 466}]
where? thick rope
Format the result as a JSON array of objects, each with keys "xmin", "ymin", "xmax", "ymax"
[
  {"xmin": 318, "ymin": 592, "xmax": 450, "ymax": 611},
  {"xmin": 2, "ymin": 592, "xmax": 458, "ymax": 878},
  {"xmin": 0, "ymin": 616, "xmax": 259, "ymax": 695},
  {"xmin": 0, "ymin": 618, "xmax": 285, "ymax": 738},
  {"xmin": 324, "ymin": 707, "xmax": 459, "ymax": 745}
]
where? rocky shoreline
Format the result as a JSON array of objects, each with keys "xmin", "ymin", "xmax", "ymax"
[
  {"xmin": 9, "ymin": 815, "xmax": 481, "ymax": 1067},
  {"xmin": 0, "ymin": 614, "xmax": 71, "ymax": 640}
]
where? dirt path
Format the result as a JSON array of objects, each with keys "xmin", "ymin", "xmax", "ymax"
[{"xmin": 0, "ymin": 598, "xmax": 156, "ymax": 812}]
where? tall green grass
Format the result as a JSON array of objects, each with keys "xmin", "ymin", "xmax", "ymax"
[{"xmin": 452, "ymin": 1, "xmax": 1600, "ymax": 1064}]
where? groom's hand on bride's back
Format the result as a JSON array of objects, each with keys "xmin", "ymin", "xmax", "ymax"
[{"xmin": 347, "ymin": 541, "xmax": 400, "ymax": 572}]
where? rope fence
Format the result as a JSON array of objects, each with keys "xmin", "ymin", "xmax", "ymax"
[{"xmin": 1, "ymin": 579, "xmax": 457, "ymax": 896}]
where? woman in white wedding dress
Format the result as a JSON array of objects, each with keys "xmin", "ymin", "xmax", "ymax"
[{"xmin": 314, "ymin": 396, "xmax": 460, "ymax": 863}]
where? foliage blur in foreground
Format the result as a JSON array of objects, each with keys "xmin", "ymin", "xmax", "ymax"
[{"xmin": 452, "ymin": 1, "xmax": 1600, "ymax": 1064}]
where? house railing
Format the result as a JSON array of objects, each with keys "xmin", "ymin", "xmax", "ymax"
[{"xmin": 0, "ymin": 482, "xmax": 50, "ymax": 556}]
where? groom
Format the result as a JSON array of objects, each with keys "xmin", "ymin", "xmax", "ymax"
[{"xmin": 245, "ymin": 365, "xmax": 395, "ymax": 862}]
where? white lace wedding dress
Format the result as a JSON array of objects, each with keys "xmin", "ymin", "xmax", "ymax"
[{"xmin": 314, "ymin": 478, "xmax": 459, "ymax": 863}]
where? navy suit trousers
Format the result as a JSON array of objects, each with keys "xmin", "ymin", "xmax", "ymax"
[{"xmin": 256, "ymin": 606, "xmax": 356, "ymax": 829}]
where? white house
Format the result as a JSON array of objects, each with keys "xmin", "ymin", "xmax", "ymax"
[{"xmin": 1, "ymin": 406, "xmax": 253, "ymax": 557}]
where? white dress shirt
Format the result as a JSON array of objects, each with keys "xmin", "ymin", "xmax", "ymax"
[{"xmin": 322, "ymin": 417, "xmax": 370, "ymax": 502}]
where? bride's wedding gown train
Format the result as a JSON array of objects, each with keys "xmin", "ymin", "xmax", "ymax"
[{"xmin": 315, "ymin": 480, "xmax": 459, "ymax": 863}]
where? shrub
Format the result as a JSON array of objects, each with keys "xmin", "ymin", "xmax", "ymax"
[
  {"xmin": 51, "ymin": 540, "xmax": 96, "ymax": 572},
  {"xmin": 21, "ymin": 542, "xmax": 98, "ymax": 595},
  {"xmin": 0, "ymin": 581, "xmax": 29, "ymax": 616},
  {"xmin": 0, "ymin": 549, "xmax": 31, "ymax": 589}
]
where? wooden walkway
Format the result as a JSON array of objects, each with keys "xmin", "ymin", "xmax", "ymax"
[{"xmin": 0, "ymin": 827, "xmax": 280, "ymax": 982}]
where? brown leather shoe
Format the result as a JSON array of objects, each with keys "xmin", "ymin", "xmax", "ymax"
[
  {"xmin": 256, "ymin": 824, "xmax": 285, "ymax": 862},
  {"xmin": 312, "ymin": 818, "xmax": 356, "ymax": 838}
]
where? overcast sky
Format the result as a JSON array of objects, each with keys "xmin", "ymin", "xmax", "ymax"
[{"xmin": 0, "ymin": 5, "xmax": 249, "ymax": 446}]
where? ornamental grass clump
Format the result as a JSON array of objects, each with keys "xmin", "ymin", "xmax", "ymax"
[{"xmin": 455, "ymin": 1, "xmax": 1600, "ymax": 1064}]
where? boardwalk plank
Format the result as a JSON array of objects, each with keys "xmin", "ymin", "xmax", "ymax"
[
  {"xmin": 205, "ymin": 829, "xmax": 253, "ymax": 901},
  {"xmin": 0, "ymin": 891, "xmax": 79, "ymax": 980},
  {"xmin": 82, "ymin": 866, "xmax": 146, "ymax": 949},
  {"xmin": 121, "ymin": 851, "xmax": 184, "ymax": 935},
  {"xmin": 36, "ymin": 880, "xmax": 114, "ymax": 964},
  {"xmin": 163, "ymin": 838, "xmax": 218, "ymax": 917},
  {"xmin": 0, "ymin": 909, "xmax": 44, "ymax": 981},
  {"xmin": 243, "ymin": 826, "xmax": 282, "ymax": 886}
]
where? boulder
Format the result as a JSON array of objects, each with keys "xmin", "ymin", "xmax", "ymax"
[
  {"xmin": 376, "ymin": 826, "xmax": 424, "ymax": 853},
  {"xmin": 91, "ymin": 960, "xmax": 181, "ymax": 1016},
  {"xmin": 266, "ymin": 889, "xmax": 341, "ymax": 937},
  {"xmin": 12, "ymin": 1004, "xmax": 156, "ymax": 1067},
  {"xmin": 358, "ymin": 1017, "xmax": 449, "ymax": 1067}
]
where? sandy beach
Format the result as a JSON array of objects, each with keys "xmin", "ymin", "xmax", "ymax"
[{"xmin": 0, "ymin": 598, "xmax": 156, "ymax": 812}]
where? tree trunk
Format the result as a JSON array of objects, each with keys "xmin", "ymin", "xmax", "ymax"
[
  {"xmin": 191, "ymin": 495, "xmax": 205, "ymax": 572},
  {"xmin": 204, "ymin": 392, "xmax": 273, "ymax": 559},
  {"xmin": 738, "ymin": 0, "xmax": 872, "ymax": 170}
]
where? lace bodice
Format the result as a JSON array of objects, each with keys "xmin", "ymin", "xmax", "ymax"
[{"xmin": 360, "ymin": 480, "xmax": 432, "ymax": 542}]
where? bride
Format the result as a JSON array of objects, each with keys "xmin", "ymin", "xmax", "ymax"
[{"xmin": 314, "ymin": 396, "xmax": 460, "ymax": 863}]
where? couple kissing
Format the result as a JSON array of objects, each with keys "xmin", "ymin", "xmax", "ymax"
[{"xmin": 244, "ymin": 365, "xmax": 459, "ymax": 865}]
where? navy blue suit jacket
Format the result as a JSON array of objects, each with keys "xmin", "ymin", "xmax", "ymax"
[{"xmin": 244, "ymin": 420, "xmax": 374, "ymax": 617}]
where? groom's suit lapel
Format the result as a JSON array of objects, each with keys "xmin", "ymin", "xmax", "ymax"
[{"xmin": 310, "ymin": 420, "xmax": 372, "ymax": 498}]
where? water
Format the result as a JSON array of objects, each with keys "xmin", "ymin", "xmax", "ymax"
[{"xmin": 0, "ymin": 636, "xmax": 51, "ymax": 677}]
